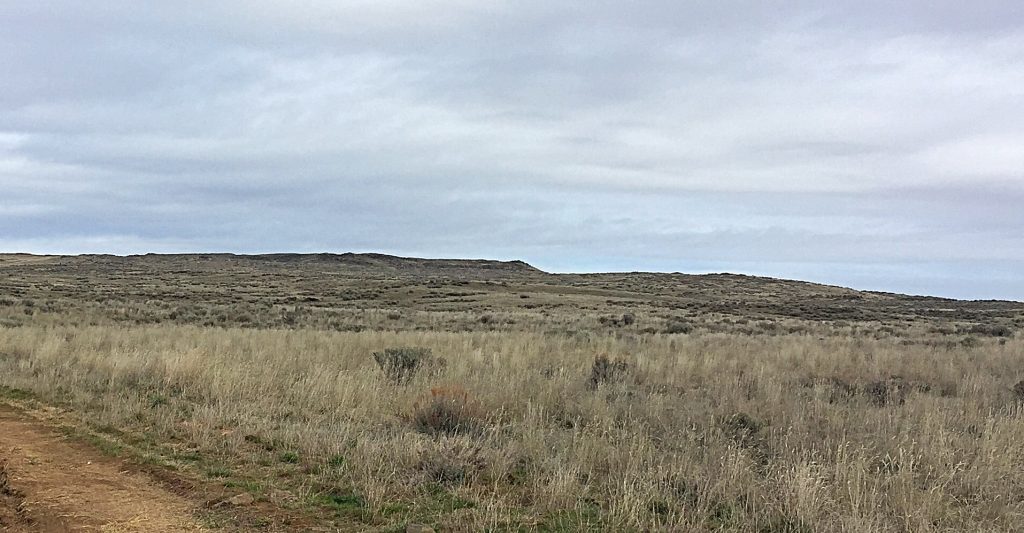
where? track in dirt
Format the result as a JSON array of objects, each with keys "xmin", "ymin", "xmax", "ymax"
[{"xmin": 0, "ymin": 406, "xmax": 206, "ymax": 532}]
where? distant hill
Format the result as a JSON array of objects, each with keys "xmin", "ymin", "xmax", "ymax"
[
  {"xmin": 1, "ymin": 253, "xmax": 1021, "ymax": 332},
  {"xmin": 1, "ymin": 252, "xmax": 544, "ymax": 278},
  {"xmin": 249, "ymin": 252, "xmax": 543, "ymax": 276}
]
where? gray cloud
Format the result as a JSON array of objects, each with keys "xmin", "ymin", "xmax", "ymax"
[{"xmin": 2, "ymin": 1, "xmax": 1023, "ymax": 299}]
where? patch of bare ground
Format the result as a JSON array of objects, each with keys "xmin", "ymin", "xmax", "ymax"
[
  {"xmin": 0, "ymin": 403, "xmax": 334, "ymax": 532},
  {"xmin": 0, "ymin": 406, "xmax": 208, "ymax": 532}
]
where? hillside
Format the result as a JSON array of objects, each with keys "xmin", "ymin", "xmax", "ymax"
[{"xmin": 1, "ymin": 253, "xmax": 1021, "ymax": 336}]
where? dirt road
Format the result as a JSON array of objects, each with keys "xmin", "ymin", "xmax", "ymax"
[{"xmin": 0, "ymin": 406, "xmax": 206, "ymax": 532}]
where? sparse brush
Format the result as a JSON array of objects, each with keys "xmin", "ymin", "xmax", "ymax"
[
  {"xmin": 373, "ymin": 347, "xmax": 438, "ymax": 383},
  {"xmin": 2, "ymin": 319, "xmax": 1024, "ymax": 531},
  {"xmin": 862, "ymin": 377, "xmax": 909, "ymax": 406},
  {"xmin": 965, "ymin": 323, "xmax": 1014, "ymax": 337},
  {"xmin": 663, "ymin": 320, "xmax": 692, "ymax": 334},
  {"xmin": 598, "ymin": 313, "xmax": 637, "ymax": 327},
  {"xmin": 587, "ymin": 354, "xmax": 630, "ymax": 390},
  {"xmin": 417, "ymin": 441, "xmax": 487, "ymax": 487}
]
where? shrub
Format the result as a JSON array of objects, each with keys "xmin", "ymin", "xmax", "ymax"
[
  {"xmin": 722, "ymin": 412, "xmax": 762, "ymax": 440},
  {"xmin": 721, "ymin": 412, "xmax": 771, "ymax": 466},
  {"xmin": 814, "ymin": 377, "xmax": 857, "ymax": 403},
  {"xmin": 373, "ymin": 347, "xmax": 435, "ymax": 383},
  {"xmin": 1013, "ymin": 380, "xmax": 1024, "ymax": 402},
  {"xmin": 599, "ymin": 314, "xmax": 637, "ymax": 327},
  {"xmin": 967, "ymin": 324, "xmax": 1014, "ymax": 337},
  {"xmin": 417, "ymin": 441, "xmax": 485, "ymax": 487},
  {"xmin": 862, "ymin": 376, "xmax": 930, "ymax": 406},
  {"xmin": 412, "ymin": 386, "xmax": 486, "ymax": 437},
  {"xmin": 962, "ymin": 323, "xmax": 1011, "ymax": 337},
  {"xmin": 960, "ymin": 336, "xmax": 980, "ymax": 348},
  {"xmin": 587, "ymin": 354, "xmax": 630, "ymax": 390},
  {"xmin": 663, "ymin": 320, "xmax": 692, "ymax": 334}
]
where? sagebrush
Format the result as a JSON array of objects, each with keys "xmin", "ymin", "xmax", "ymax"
[{"xmin": 1, "ymin": 325, "xmax": 1022, "ymax": 531}]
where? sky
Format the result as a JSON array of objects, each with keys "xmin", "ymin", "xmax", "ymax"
[{"xmin": 2, "ymin": 1, "xmax": 1023, "ymax": 300}]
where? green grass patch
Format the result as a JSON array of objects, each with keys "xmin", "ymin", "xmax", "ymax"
[
  {"xmin": 378, "ymin": 502, "xmax": 410, "ymax": 517},
  {"xmin": 174, "ymin": 449, "xmax": 203, "ymax": 462},
  {"xmin": 0, "ymin": 385, "xmax": 35, "ymax": 401},
  {"xmin": 204, "ymin": 465, "xmax": 232, "ymax": 478},
  {"xmin": 310, "ymin": 489, "xmax": 374, "ymax": 523},
  {"xmin": 139, "ymin": 452, "xmax": 176, "ymax": 469},
  {"xmin": 421, "ymin": 483, "xmax": 475, "ymax": 513},
  {"xmin": 223, "ymin": 479, "xmax": 264, "ymax": 493},
  {"xmin": 326, "ymin": 454, "xmax": 346, "ymax": 467},
  {"xmin": 539, "ymin": 500, "xmax": 604, "ymax": 532},
  {"xmin": 81, "ymin": 432, "xmax": 125, "ymax": 457},
  {"xmin": 243, "ymin": 433, "xmax": 276, "ymax": 451}
]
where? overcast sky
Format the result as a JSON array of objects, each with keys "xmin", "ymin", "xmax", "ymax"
[{"xmin": 2, "ymin": 2, "xmax": 1023, "ymax": 300}]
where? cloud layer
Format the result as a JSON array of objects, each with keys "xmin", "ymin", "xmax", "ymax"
[{"xmin": 2, "ymin": 1, "xmax": 1023, "ymax": 299}]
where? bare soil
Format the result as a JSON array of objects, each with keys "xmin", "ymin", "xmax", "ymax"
[{"xmin": 0, "ymin": 406, "xmax": 206, "ymax": 532}]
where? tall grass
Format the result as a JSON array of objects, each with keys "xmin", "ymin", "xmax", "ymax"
[{"xmin": 1, "ymin": 325, "xmax": 1022, "ymax": 530}]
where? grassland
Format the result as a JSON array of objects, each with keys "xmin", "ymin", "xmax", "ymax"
[{"xmin": 1, "ymin": 253, "xmax": 1023, "ymax": 531}]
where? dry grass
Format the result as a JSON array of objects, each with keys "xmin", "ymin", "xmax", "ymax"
[
  {"xmin": 1, "ymin": 325, "xmax": 1023, "ymax": 531},
  {"xmin": 1, "ymin": 254, "xmax": 1022, "ymax": 530}
]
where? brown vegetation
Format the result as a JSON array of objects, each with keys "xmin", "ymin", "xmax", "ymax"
[
  {"xmin": 0, "ymin": 253, "xmax": 1023, "ymax": 531},
  {"xmin": 1, "ymin": 327, "xmax": 1022, "ymax": 530}
]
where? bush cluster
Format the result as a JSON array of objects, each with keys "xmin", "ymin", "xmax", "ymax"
[{"xmin": 373, "ymin": 347, "xmax": 438, "ymax": 383}]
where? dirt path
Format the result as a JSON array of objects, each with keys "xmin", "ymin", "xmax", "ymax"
[{"xmin": 0, "ymin": 407, "xmax": 207, "ymax": 532}]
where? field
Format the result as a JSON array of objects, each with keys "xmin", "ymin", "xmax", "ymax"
[{"xmin": 1, "ymin": 253, "xmax": 1024, "ymax": 532}]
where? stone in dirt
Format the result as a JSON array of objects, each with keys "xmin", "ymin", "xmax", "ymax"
[{"xmin": 226, "ymin": 493, "xmax": 256, "ymax": 506}]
